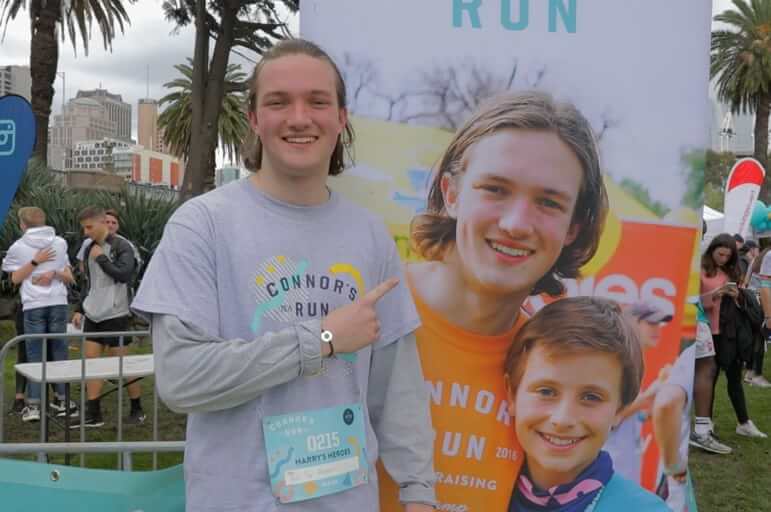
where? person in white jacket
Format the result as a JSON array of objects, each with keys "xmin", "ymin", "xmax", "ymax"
[{"xmin": 1, "ymin": 207, "xmax": 76, "ymax": 422}]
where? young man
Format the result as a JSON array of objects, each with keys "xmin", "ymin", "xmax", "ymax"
[
  {"xmin": 75, "ymin": 209, "xmax": 142, "ymax": 278},
  {"xmin": 72, "ymin": 206, "xmax": 143, "ymax": 427},
  {"xmin": 132, "ymin": 39, "xmax": 435, "ymax": 511},
  {"xmin": 1, "ymin": 207, "xmax": 76, "ymax": 422}
]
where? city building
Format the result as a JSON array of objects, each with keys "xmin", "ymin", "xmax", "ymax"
[
  {"xmin": 48, "ymin": 97, "xmax": 117, "ymax": 170},
  {"xmin": 128, "ymin": 147, "xmax": 184, "ymax": 189},
  {"xmin": 76, "ymin": 88, "xmax": 131, "ymax": 141},
  {"xmin": 0, "ymin": 65, "xmax": 31, "ymax": 101},
  {"xmin": 138, "ymin": 98, "xmax": 166, "ymax": 152},
  {"xmin": 68, "ymin": 138, "xmax": 132, "ymax": 171}
]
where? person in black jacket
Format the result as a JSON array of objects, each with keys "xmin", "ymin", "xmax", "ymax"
[
  {"xmin": 715, "ymin": 288, "xmax": 767, "ymax": 438},
  {"xmin": 71, "ymin": 206, "xmax": 144, "ymax": 428}
]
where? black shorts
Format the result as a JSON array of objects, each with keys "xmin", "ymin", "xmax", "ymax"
[{"xmin": 83, "ymin": 316, "xmax": 133, "ymax": 348}]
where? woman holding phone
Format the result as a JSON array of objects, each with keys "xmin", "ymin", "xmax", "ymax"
[{"xmin": 692, "ymin": 234, "xmax": 766, "ymax": 453}]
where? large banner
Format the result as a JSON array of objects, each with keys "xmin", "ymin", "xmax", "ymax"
[{"xmin": 303, "ymin": 2, "xmax": 710, "ymax": 510}]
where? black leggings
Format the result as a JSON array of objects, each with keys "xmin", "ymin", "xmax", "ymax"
[{"xmin": 712, "ymin": 334, "xmax": 750, "ymax": 424}]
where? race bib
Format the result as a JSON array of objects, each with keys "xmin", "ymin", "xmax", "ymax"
[{"xmin": 263, "ymin": 403, "xmax": 369, "ymax": 503}]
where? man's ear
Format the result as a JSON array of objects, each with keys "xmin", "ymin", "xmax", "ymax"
[{"xmin": 441, "ymin": 173, "xmax": 460, "ymax": 219}]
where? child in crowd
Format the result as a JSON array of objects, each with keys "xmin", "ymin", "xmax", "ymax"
[{"xmin": 503, "ymin": 297, "xmax": 667, "ymax": 511}]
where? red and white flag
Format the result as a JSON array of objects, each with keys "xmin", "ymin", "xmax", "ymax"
[{"xmin": 724, "ymin": 158, "xmax": 766, "ymax": 239}]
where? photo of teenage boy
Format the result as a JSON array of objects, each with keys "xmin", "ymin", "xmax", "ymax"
[
  {"xmin": 503, "ymin": 297, "xmax": 668, "ymax": 511},
  {"xmin": 602, "ymin": 302, "xmax": 693, "ymax": 511},
  {"xmin": 379, "ymin": 91, "xmax": 608, "ymax": 512}
]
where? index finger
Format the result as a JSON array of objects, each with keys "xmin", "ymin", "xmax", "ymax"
[{"xmin": 362, "ymin": 277, "xmax": 400, "ymax": 304}]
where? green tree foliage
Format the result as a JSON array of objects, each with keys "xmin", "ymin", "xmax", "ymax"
[
  {"xmin": 158, "ymin": 59, "xmax": 249, "ymax": 164},
  {"xmin": 711, "ymin": 0, "xmax": 771, "ymax": 201},
  {"xmin": 0, "ymin": 161, "xmax": 179, "ymax": 298}
]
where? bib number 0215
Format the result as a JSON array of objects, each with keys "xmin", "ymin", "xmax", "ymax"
[{"xmin": 307, "ymin": 432, "xmax": 340, "ymax": 452}]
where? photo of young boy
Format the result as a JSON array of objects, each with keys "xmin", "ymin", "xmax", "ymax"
[{"xmin": 503, "ymin": 297, "xmax": 668, "ymax": 511}]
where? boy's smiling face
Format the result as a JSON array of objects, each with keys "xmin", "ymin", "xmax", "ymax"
[{"xmin": 507, "ymin": 345, "xmax": 623, "ymax": 490}]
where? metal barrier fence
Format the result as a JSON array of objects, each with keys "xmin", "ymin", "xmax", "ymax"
[{"xmin": 0, "ymin": 330, "xmax": 185, "ymax": 470}]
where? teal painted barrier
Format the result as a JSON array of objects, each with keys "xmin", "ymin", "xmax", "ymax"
[{"xmin": 0, "ymin": 458, "xmax": 184, "ymax": 512}]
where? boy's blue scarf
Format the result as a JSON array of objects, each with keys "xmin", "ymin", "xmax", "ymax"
[{"xmin": 510, "ymin": 451, "xmax": 614, "ymax": 512}]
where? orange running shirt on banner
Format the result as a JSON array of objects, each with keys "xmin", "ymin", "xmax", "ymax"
[{"xmin": 378, "ymin": 287, "xmax": 527, "ymax": 512}]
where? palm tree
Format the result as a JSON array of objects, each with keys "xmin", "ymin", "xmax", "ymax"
[
  {"xmin": 711, "ymin": 0, "xmax": 771, "ymax": 198},
  {"xmin": 158, "ymin": 58, "xmax": 249, "ymax": 186},
  {"xmin": 1, "ymin": 0, "xmax": 134, "ymax": 165}
]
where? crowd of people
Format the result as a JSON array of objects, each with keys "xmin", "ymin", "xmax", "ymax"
[
  {"xmin": 690, "ymin": 232, "xmax": 771, "ymax": 457},
  {"xmin": 1, "ymin": 206, "xmax": 145, "ymax": 427}
]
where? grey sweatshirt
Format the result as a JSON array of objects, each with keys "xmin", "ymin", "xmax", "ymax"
[
  {"xmin": 132, "ymin": 179, "xmax": 436, "ymax": 511},
  {"xmin": 151, "ymin": 314, "xmax": 435, "ymax": 507},
  {"xmin": 80, "ymin": 234, "xmax": 135, "ymax": 322}
]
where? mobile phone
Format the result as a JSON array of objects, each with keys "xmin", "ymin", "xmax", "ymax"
[{"xmin": 726, "ymin": 282, "xmax": 737, "ymax": 287}]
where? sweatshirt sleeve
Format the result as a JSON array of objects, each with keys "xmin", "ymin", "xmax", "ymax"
[
  {"xmin": 367, "ymin": 332, "xmax": 436, "ymax": 507},
  {"xmin": 95, "ymin": 238, "xmax": 135, "ymax": 283},
  {"xmin": 150, "ymin": 313, "xmax": 324, "ymax": 413}
]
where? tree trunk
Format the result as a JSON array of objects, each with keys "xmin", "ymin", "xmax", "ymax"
[
  {"xmin": 180, "ymin": 0, "xmax": 240, "ymax": 200},
  {"xmin": 199, "ymin": 0, "xmax": 239, "ymax": 195},
  {"xmin": 29, "ymin": 0, "xmax": 61, "ymax": 166},
  {"xmin": 755, "ymin": 93, "xmax": 771, "ymax": 204},
  {"xmin": 180, "ymin": 0, "xmax": 211, "ymax": 201}
]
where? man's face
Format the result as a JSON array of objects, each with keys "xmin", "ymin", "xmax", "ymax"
[
  {"xmin": 249, "ymin": 54, "xmax": 347, "ymax": 180},
  {"xmin": 508, "ymin": 346, "xmax": 623, "ymax": 490},
  {"xmin": 104, "ymin": 214, "xmax": 119, "ymax": 235},
  {"xmin": 81, "ymin": 217, "xmax": 108, "ymax": 243},
  {"xmin": 637, "ymin": 319, "xmax": 664, "ymax": 349},
  {"xmin": 442, "ymin": 129, "xmax": 582, "ymax": 298}
]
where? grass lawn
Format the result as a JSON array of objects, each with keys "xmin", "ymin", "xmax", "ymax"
[
  {"xmin": 690, "ymin": 360, "xmax": 771, "ymax": 512},
  {"xmin": 0, "ymin": 319, "xmax": 185, "ymax": 471}
]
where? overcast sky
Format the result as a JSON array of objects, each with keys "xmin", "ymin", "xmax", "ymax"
[
  {"xmin": 1, "ymin": 1, "xmax": 298, "ymax": 150},
  {"xmin": 0, "ymin": 0, "xmax": 734, "ymax": 150}
]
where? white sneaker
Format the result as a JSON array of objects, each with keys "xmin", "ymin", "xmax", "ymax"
[
  {"xmin": 736, "ymin": 420, "xmax": 768, "ymax": 438},
  {"xmin": 21, "ymin": 405, "xmax": 41, "ymax": 423},
  {"xmin": 50, "ymin": 399, "xmax": 80, "ymax": 418},
  {"xmin": 665, "ymin": 476, "xmax": 688, "ymax": 512},
  {"xmin": 749, "ymin": 375, "xmax": 771, "ymax": 388},
  {"xmin": 744, "ymin": 370, "xmax": 755, "ymax": 383}
]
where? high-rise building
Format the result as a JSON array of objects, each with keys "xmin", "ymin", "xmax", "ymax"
[
  {"xmin": 0, "ymin": 65, "xmax": 31, "ymax": 101},
  {"xmin": 76, "ymin": 88, "xmax": 131, "ymax": 141},
  {"xmin": 69, "ymin": 138, "xmax": 132, "ymax": 172},
  {"xmin": 138, "ymin": 98, "xmax": 165, "ymax": 152},
  {"xmin": 48, "ymin": 97, "xmax": 117, "ymax": 170}
]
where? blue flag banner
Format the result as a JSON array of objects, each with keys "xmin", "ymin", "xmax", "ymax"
[{"xmin": 0, "ymin": 94, "xmax": 36, "ymax": 224}]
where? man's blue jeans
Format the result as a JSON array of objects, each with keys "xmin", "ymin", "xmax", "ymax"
[{"xmin": 23, "ymin": 305, "xmax": 69, "ymax": 404}]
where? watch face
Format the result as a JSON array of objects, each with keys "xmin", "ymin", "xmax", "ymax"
[{"xmin": 321, "ymin": 330, "xmax": 333, "ymax": 342}]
